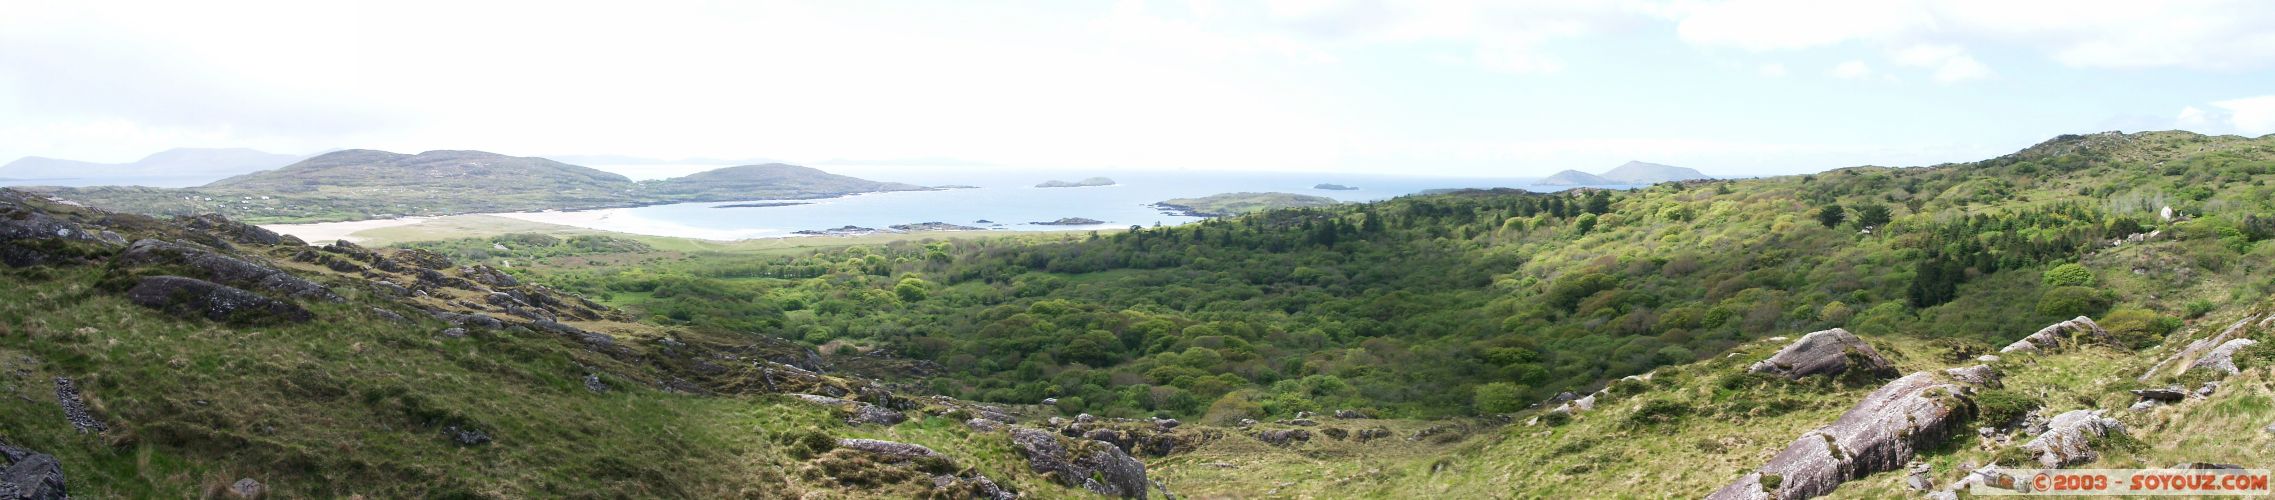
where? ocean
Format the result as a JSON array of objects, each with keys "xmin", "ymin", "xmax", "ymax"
[{"xmin": 493, "ymin": 166, "xmax": 1623, "ymax": 240}]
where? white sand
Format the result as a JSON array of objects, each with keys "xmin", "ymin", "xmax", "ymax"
[{"xmin": 261, "ymin": 217, "xmax": 433, "ymax": 245}]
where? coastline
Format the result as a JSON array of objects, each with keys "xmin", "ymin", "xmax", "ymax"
[{"xmin": 259, "ymin": 217, "xmax": 433, "ymax": 244}]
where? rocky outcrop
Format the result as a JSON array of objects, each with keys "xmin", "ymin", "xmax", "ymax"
[
  {"xmin": 116, "ymin": 239, "xmax": 341, "ymax": 302},
  {"xmin": 0, "ymin": 202, "xmax": 121, "ymax": 267},
  {"xmin": 838, "ymin": 439, "xmax": 941, "ymax": 460},
  {"xmin": 2000, "ymin": 316, "xmax": 2112, "ymax": 354},
  {"xmin": 178, "ymin": 214, "xmax": 291, "ymax": 246},
  {"xmin": 2022, "ymin": 410, "xmax": 2124, "ymax": 468},
  {"xmin": 1010, "ymin": 428, "xmax": 1148, "ymax": 499},
  {"xmin": 126, "ymin": 276, "xmax": 313, "ymax": 323},
  {"xmin": 1255, "ymin": 429, "xmax": 1311, "ymax": 446},
  {"xmin": 1747, "ymin": 328, "xmax": 1898, "ymax": 380},
  {"xmin": 2141, "ymin": 316, "xmax": 2260, "ymax": 381},
  {"xmin": 1707, "ymin": 368, "xmax": 1990, "ymax": 500},
  {"xmin": 0, "ymin": 443, "xmax": 69, "ymax": 499},
  {"xmin": 2190, "ymin": 339, "xmax": 2258, "ymax": 375},
  {"xmin": 788, "ymin": 394, "xmax": 906, "ymax": 426}
]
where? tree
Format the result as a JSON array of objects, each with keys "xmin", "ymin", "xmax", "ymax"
[
  {"xmin": 2036, "ymin": 286, "xmax": 2110, "ymax": 318},
  {"xmin": 1584, "ymin": 191, "xmax": 1613, "ymax": 215},
  {"xmin": 1816, "ymin": 203, "xmax": 1847, "ymax": 228},
  {"xmin": 1854, "ymin": 203, "xmax": 1892, "ymax": 229}
]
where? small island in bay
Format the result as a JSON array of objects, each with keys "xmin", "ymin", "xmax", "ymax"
[
  {"xmin": 1035, "ymin": 177, "xmax": 1115, "ymax": 188},
  {"xmin": 1030, "ymin": 217, "xmax": 1106, "ymax": 225},
  {"xmin": 1151, "ymin": 192, "xmax": 1342, "ymax": 217},
  {"xmin": 712, "ymin": 201, "xmax": 810, "ymax": 209},
  {"xmin": 1313, "ymin": 183, "xmax": 1359, "ymax": 190},
  {"xmin": 889, "ymin": 222, "xmax": 982, "ymax": 231}
]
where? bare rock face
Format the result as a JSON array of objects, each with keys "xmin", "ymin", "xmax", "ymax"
[
  {"xmin": 1708, "ymin": 368, "xmax": 1989, "ymax": 500},
  {"xmin": 1999, "ymin": 316, "xmax": 2112, "ymax": 354},
  {"xmin": 1747, "ymin": 329, "xmax": 1898, "ymax": 380},
  {"xmin": 126, "ymin": 276, "xmax": 313, "ymax": 324},
  {"xmin": 2190, "ymin": 339, "xmax": 2259, "ymax": 376},
  {"xmin": 2023, "ymin": 410, "xmax": 2124, "ymax": 468},
  {"xmin": 0, "ymin": 443, "xmax": 69, "ymax": 499},
  {"xmin": 1010, "ymin": 428, "xmax": 1149, "ymax": 499}
]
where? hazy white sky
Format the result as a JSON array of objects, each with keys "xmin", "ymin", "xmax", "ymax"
[{"xmin": 3, "ymin": 0, "xmax": 2272, "ymax": 176}]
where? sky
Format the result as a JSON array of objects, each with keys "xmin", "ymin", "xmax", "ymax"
[{"xmin": 1, "ymin": 0, "xmax": 2272, "ymax": 177}]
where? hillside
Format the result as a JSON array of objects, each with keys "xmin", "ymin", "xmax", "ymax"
[
  {"xmin": 1536, "ymin": 169, "xmax": 1614, "ymax": 185},
  {"xmin": 641, "ymin": 163, "xmax": 930, "ymax": 200},
  {"xmin": 1151, "ymin": 192, "xmax": 1342, "ymax": 217},
  {"xmin": 1, "ymin": 148, "xmax": 302, "ymax": 184},
  {"xmin": 1600, "ymin": 160, "xmax": 1709, "ymax": 183}
]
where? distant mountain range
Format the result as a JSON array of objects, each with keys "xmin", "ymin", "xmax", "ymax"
[
  {"xmin": 38, "ymin": 150, "xmax": 932, "ymax": 224},
  {"xmin": 546, "ymin": 154, "xmax": 787, "ymax": 166},
  {"xmin": 1, "ymin": 148, "xmax": 305, "ymax": 184},
  {"xmin": 1536, "ymin": 161, "xmax": 1711, "ymax": 186}
]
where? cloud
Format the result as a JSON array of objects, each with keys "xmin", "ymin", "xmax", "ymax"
[
  {"xmin": 2176, "ymin": 106, "xmax": 2211, "ymax": 129},
  {"xmin": 1758, "ymin": 63, "xmax": 1788, "ymax": 77},
  {"xmin": 1889, "ymin": 44, "xmax": 1991, "ymax": 83},
  {"xmin": 2214, "ymin": 96, "xmax": 2275, "ymax": 135},
  {"xmin": 1829, "ymin": 60, "xmax": 1875, "ymax": 79},
  {"xmin": 1665, "ymin": 0, "xmax": 2275, "ymax": 70}
]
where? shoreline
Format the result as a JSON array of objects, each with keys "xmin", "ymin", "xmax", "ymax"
[{"xmin": 260, "ymin": 217, "xmax": 434, "ymax": 244}]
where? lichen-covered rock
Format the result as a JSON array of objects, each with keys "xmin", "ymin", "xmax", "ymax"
[
  {"xmin": 838, "ymin": 439, "xmax": 941, "ymax": 460},
  {"xmin": 1255, "ymin": 429, "xmax": 1311, "ymax": 446},
  {"xmin": 1943, "ymin": 365, "xmax": 2000, "ymax": 386},
  {"xmin": 2141, "ymin": 316, "xmax": 2259, "ymax": 381},
  {"xmin": 967, "ymin": 418, "xmax": 1006, "ymax": 432},
  {"xmin": 460, "ymin": 264, "xmax": 520, "ymax": 287},
  {"xmin": 1332, "ymin": 409, "xmax": 1372, "ymax": 419},
  {"xmin": 177, "ymin": 214, "xmax": 288, "ymax": 246},
  {"xmin": 387, "ymin": 248, "xmax": 455, "ymax": 270},
  {"xmin": 117, "ymin": 239, "xmax": 341, "ymax": 302},
  {"xmin": 1747, "ymin": 328, "xmax": 1898, "ymax": 380},
  {"xmin": 0, "ymin": 204, "xmax": 118, "ymax": 267},
  {"xmin": 1010, "ymin": 428, "xmax": 1148, "ymax": 499},
  {"xmin": 789, "ymin": 393, "xmax": 907, "ymax": 426},
  {"xmin": 0, "ymin": 443, "xmax": 69, "ymax": 499},
  {"xmin": 126, "ymin": 276, "xmax": 313, "ymax": 323},
  {"xmin": 1707, "ymin": 370, "xmax": 1987, "ymax": 500},
  {"xmin": 2023, "ymin": 410, "xmax": 2123, "ymax": 468},
  {"xmin": 2131, "ymin": 387, "xmax": 2187, "ymax": 403},
  {"xmin": 227, "ymin": 477, "xmax": 267, "ymax": 498},
  {"xmin": 2189, "ymin": 339, "xmax": 2258, "ymax": 376},
  {"xmin": 2000, "ymin": 316, "xmax": 2112, "ymax": 354}
]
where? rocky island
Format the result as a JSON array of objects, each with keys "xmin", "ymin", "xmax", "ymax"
[
  {"xmin": 1035, "ymin": 177, "xmax": 1115, "ymax": 188},
  {"xmin": 1029, "ymin": 217, "xmax": 1106, "ymax": 225}
]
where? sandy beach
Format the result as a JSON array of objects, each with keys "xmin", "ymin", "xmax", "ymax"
[{"xmin": 261, "ymin": 217, "xmax": 433, "ymax": 244}]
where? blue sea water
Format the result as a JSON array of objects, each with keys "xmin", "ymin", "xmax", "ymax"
[{"xmin": 512, "ymin": 166, "xmax": 1624, "ymax": 240}]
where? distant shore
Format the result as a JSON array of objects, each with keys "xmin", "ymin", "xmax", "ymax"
[{"xmin": 259, "ymin": 217, "xmax": 433, "ymax": 244}]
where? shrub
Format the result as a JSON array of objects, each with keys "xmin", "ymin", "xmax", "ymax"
[
  {"xmin": 2042, "ymin": 263, "xmax": 2094, "ymax": 287},
  {"xmin": 1539, "ymin": 410, "xmax": 1572, "ymax": 427},
  {"xmin": 1973, "ymin": 389, "xmax": 2039, "ymax": 427},
  {"xmin": 2100, "ymin": 308, "xmax": 2179, "ymax": 349},
  {"xmin": 1473, "ymin": 382, "xmax": 1530, "ymax": 414},
  {"xmin": 2184, "ymin": 299, "xmax": 2217, "ymax": 319},
  {"xmin": 2036, "ymin": 286, "xmax": 2111, "ymax": 318}
]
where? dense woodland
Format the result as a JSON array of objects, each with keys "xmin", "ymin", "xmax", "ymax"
[{"xmin": 409, "ymin": 131, "xmax": 2275, "ymax": 422}]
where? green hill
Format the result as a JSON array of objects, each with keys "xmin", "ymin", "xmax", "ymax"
[
  {"xmin": 642, "ymin": 163, "xmax": 930, "ymax": 201},
  {"xmin": 207, "ymin": 149, "xmax": 632, "ymax": 191}
]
